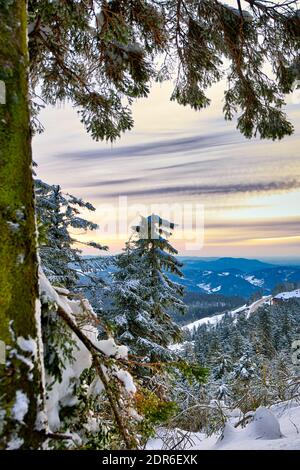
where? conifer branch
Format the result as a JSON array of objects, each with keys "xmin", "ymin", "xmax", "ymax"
[{"xmin": 55, "ymin": 303, "xmax": 137, "ymax": 450}]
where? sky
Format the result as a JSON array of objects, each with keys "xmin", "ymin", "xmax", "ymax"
[{"xmin": 33, "ymin": 77, "xmax": 300, "ymax": 259}]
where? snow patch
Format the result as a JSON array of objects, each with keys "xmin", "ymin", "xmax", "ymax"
[
  {"xmin": 114, "ymin": 369, "xmax": 136, "ymax": 394},
  {"xmin": 246, "ymin": 407, "xmax": 282, "ymax": 440},
  {"xmin": 6, "ymin": 436, "xmax": 24, "ymax": 450},
  {"xmin": 183, "ymin": 297, "xmax": 272, "ymax": 332},
  {"xmin": 275, "ymin": 289, "xmax": 300, "ymax": 300},
  {"xmin": 169, "ymin": 340, "xmax": 195, "ymax": 352},
  {"xmin": 183, "ymin": 313, "xmax": 227, "ymax": 331},
  {"xmin": 93, "ymin": 337, "xmax": 128, "ymax": 359},
  {"xmin": 197, "ymin": 283, "xmax": 221, "ymax": 294},
  {"xmin": 17, "ymin": 336, "xmax": 37, "ymax": 358},
  {"xmin": 212, "ymin": 286, "xmax": 221, "ymax": 292},
  {"xmin": 12, "ymin": 391, "xmax": 29, "ymax": 422},
  {"xmin": 197, "ymin": 282, "xmax": 212, "ymax": 293},
  {"xmin": 148, "ymin": 402, "xmax": 300, "ymax": 450},
  {"xmin": 243, "ymin": 275, "xmax": 264, "ymax": 287},
  {"xmin": 88, "ymin": 377, "xmax": 105, "ymax": 397}
]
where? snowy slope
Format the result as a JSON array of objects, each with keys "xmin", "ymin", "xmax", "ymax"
[
  {"xmin": 147, "ymin": 401, "xmax": 300, "ymax": 450},
  {"xmin": 183, "ymin": 289, "xmax": 300, "ymax": 333},
  {"xmin": 182, "ymin": 296, "xmax": 272, "ymax": 332},
  {"xmin": 274, "ymin": 289, "xmax": 300, "ymax": 300},
  {"xmin": 183, "ymin": 311, "xmax": 231, "ymax": 331}
]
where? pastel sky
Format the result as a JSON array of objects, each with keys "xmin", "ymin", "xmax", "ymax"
[{"xmin": 33, "ymin": 76, "xmax": 300, "ymax": 258}]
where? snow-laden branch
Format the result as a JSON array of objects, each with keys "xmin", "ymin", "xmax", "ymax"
[{"xmin": 39, "ymin": 271, "xmax": 138, "ymax": 449}]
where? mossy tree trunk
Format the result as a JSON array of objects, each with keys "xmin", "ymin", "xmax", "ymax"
[{"xmin": 0, "ymin": 0, "xmax": 44, "ymax": 449}]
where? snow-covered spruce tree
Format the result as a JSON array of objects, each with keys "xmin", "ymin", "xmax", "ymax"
[
  {"xmin": 105, "ymin": 220, "xmax": 209, "ymax": 443},
  {"xmin": 254, "ymin": 306, "xmax": 275, "ymax": 359},
  {"xmin": 228, "ymin": 345, "xmax": 258, "ymax": 413},
  {"xmin": 212, "ymin": 352, "xmax": 232, "ymax": 404},
  {"xmin": 107, "ymin": 215, "xmax": 186, "ymax": 362},
  {"xmin": 213, "ymin": 352, "xmax": 232, "ymax": 381},
  {"xmin": 35, "ymin": 179, "xmax": 107, "ymax": 289}
]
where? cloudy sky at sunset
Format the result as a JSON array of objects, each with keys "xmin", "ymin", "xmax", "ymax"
[{"xmin": 33, "ymin": 77, "xmax": 300, "ymax": 258}]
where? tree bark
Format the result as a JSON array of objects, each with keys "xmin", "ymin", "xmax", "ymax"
[{"xmin": 0, "ymin": 0, "xmax": 44, "ymax": 449}]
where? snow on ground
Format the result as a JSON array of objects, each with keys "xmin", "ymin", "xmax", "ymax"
[
  {"xmin": 211, "ymin": 286, "xmax": 221, "ymax": 293},
  {"xmin": 242, "ymin": 275, "xmax": 264, "ymax": 287},
  {"xmin": 197, "ymin": 283, "xmax": 212, "ymax": 293},
  {"xmin": 147, "ymin": 402, "xmax": 300, "ymax": 450},
  {"xmin": 183, "ymin": 312, "xmax": 227, "ymax": 332},
  {"xmin": 182, "ymin": 303, "xmax": 248, "ymax": 332},
  {"xmin": 197, "ymin": 283, "xmax": 222, "ymax": 294},
  {"xmin": 182, "ymin": 287, "xmax": 299, "ymax": 334},
  {"xmin": 275, "ymin": 289, "xmax": 300, "ymax": 300},
  {"xmin": 183, "ymin": 296, "xmax": 273, "ymax": 332},
  {"xmin": 230, "ymin": 304, "xmax": 248, "ymax": 314},
  {"xmin": 169, "ymin": 341, "xmax": 195, "ymax": 352}
]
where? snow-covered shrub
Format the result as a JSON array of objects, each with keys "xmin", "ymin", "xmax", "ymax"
[{"xmin": 39, "ymin": 272, "xmax": 139, "ymax": 449}]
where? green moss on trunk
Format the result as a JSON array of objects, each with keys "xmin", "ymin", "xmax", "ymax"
[{"xmin": 0, "ymin": 0, "xmax": 43, "ymax": 449}]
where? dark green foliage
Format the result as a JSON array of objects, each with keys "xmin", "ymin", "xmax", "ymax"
[
  {"xmin": 27, "ymin": 0, "xmax": 300, "ymax": 141},
  {"xmin": 28, "ymin": 0, "xmax": 166, "ymax": 140},
  {"xmin": 169, "ymin": 360, "xmax": 209, "ymax": 385},
  {"xmin": 106, "ymin": 214, "xmax": 186, "ymax": 361},
  {"xmin": 35, "ymin": 179, "xmax": 107, "ymax": 288},
  {"xmin": 108, "ymin": 216, "xmax": 185, "ymax": 361},
  {"xmin": 41, "ymin": 300, "xmax": 78, "ymax": 383}
]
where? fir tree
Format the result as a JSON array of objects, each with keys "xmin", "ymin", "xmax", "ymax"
[
  {"xmin": 213, "ymin": 352, "xmax": 232, "ymax": 381},
  {"xmin": 256, "ymin": 307, "xmax": 274, "ymax": 358},
  {"xmin": 234, "ymin": 347, "xmax": 256, "ymax": 382},
  {"xmin": 107, "ymin": 215, "xmax": 186, "ymax": 361},
  {"xmin": 216, "ymin": 383, "xmax": 231, "ymax": 403},
  {"xmin": 35, "ymin": 179, "xmax": 107, "ymax": 289}
]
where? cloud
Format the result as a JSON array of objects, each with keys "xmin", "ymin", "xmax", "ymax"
[
  {"xmin": 74, "ymin": 177, "xmax": 143, "ymax": 187},
  {"xmin": 205, "ymin": 217, "xmax": 300, "ymax": 234},
  {"xmin": 146, "ymin": 157, "xmax": 225, "ymax": 172},
  {"xmin": 101, "ymin": 179, "xmax": 300, "ymax": 198},
  {"xmin": 54, "ymin": 131, "xmax": 238, "ymax": 162}
]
